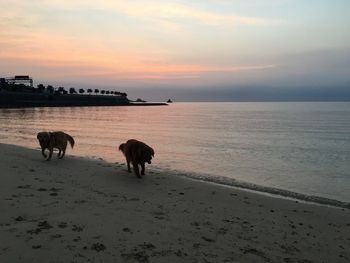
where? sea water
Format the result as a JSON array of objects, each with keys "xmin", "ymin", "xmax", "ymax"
[{"xmin": 1, "ymin": 102, "xmax": 349, "ymax": 204}]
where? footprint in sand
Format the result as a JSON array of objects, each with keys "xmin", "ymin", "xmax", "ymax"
[
  {"xmin": 152, "ymin": 211, "xmax": 166, "ymax": 220},
  {"xmin": 15, "ymin": 216, "xmax": 25, "ymax": 222},
  {"xmin": 58, "ymin": 222, "xmax": 68, "ymax": 228},
  {"xmin": 91, "ymin": 243, "xmax": 106, "ymax": 252},
  {"xmin": 38, "ymin": 221, "xmax": 53, "ymax": 230},
  {"xmin": 72, "ymin": 225, "xmax": 84, "ymax": 232},
  {"xmin": 32, "ymin": 245, "xmax": 41, "ymax": 249},
  {"xmin": 17, "ymin": 185, "xmax": 31, "ymax": 189},
  {"xmin": 27, "ymin": 221, "xmax": 53, "ymax": 235},
  {"xmin": 202, "ymin": 236, "xmax": 215, "ymax": 243},
  {"xmin": 139, "ymin": 242, "xmax": 156, "ymax": 250},
  {"xmin": 27, "ymin": 228, "xmax": 41, "ymax": 235},
  {"xmin": 122, "ymin": 227, "xmax": 132, "ymax": 233},
  {"xmin": 241, "ymin": 247, "xmax": 268, "ymax": 261}
]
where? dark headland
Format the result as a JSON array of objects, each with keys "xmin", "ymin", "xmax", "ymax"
[{"xmin": 0, "ymin": 75, "xmax": 167, "ymax": 108}]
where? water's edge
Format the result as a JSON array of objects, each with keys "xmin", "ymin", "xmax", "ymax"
[
  {"xmin": 151, "ymin": 167, "xmax": 350, "ymax": 209},
  {"xmin": 3, "ymin": 142, "xmax": 350, "ymax": 210}
]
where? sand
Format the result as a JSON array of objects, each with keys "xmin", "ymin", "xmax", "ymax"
[{"xmin": 0, "ymin": 143, "xmax": 349, "ymax": 263}]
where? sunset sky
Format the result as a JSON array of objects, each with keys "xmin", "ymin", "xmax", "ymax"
[{"xmin": 1, "ymin": 0, "xmax": 349, "ymax": 100}]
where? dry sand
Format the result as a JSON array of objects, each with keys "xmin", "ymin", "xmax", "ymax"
[{"xmin": 0, "ymin": 143, "xmax": 349, "ymax": 263}]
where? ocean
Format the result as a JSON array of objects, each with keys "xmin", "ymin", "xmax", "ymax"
[{"xmin": 1, "ymin": 102, "xmax": 349, "ymax": 205}]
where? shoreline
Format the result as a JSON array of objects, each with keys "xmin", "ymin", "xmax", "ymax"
[
  {"xmin": 170, "ymin": 171, "xmax": 350, "ymax": 209},
  {"xmin": 1, "ymin": 143, "xmax": 349, "ymax": 262},
  {"xmin": 0, "ymin": 90, "xmax": 168, "ymax": 108},
  {"xmin": 4, "ymin": 142, "xmax": 348, "ymax": 209},
  {"xmin": 0, "ymin": 102, "xmax": 168, "ymax": 109}
]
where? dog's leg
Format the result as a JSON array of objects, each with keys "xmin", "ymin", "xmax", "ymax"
[
  {"xmin": 47, "ymin": 147, "xmax": 53, "ymax": 161},
  {"xmin": 141, "ymin": 162, "xmax": 145, "ymax": 176},
  {"xmin": 59, "ymin": 146, "xmax": 66, "ymax": 159},
  {"xmin": 132, "ymin": 162, "xmax": 141, "ymax": 178},
  {"xmin": 57, "ymin": 149, "xmax": 62, "ymax": 158},
  {"xmin": 41, "ymin": 148, "xmax": 47, "ymax": 158},
  {"xmin": 59, "ymin": 150, "xmax": 66, "ymax": 159},
  {"xmin": 127, "ymin": 160, "xmax": 131, "ymax": 172}
]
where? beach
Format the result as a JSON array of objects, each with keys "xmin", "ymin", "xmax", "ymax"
[{"xmin": 0, "ymin": 143, "xmax": 349, "ymax": 263}]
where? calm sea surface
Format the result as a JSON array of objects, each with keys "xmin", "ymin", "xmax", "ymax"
[{"xmin": 1, "ymin": 102, "xmax": 349, "ymax": 203}]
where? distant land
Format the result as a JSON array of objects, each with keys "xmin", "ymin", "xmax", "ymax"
[
  {"xmin": 0, "ymin": 76, "xmax": 167, "ymax": 108},
  {"xmin": 125, "ymin": 85, "xmax": 350, "ymax": 102}
]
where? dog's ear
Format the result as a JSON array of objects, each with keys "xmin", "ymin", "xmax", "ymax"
[{"xmin": 118, "ymin": 143, "xmax": 125, "ymax": 152}]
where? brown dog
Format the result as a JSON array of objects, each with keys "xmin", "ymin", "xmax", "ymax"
[
  {"xmin": 119, "ymin": 139, "xmax": 154, "ymax": 178},
  {"xmin": 37, "ymin": 131, "xmax": 75, "ymax": 160}
]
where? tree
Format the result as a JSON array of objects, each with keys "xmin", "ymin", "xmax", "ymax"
[
  {"xmin": 101, "ymin": 90, "xmax": 106, "ymax": 95},
  {"xmin": 69, "ymin": 87, "xmax": 77, "ymax": 94},
  {"xmin": 106, "ymin": 90, "xmax": 110, "ymax": 95},
  {"xmin": 58, "ymin": 87, "xmax": 66, "ymax": 94},
  {"xmin": 79, "ymin": 88, "xmax": 85, "ymax": 94},
  {"xmin": 94, "ymin": 89, "xmax": 99, "ymax": 95},
  {"xmin": 87, "ymin": 88, "xmax": 93, "ymax": 95},
  {"xmin": 37, "ymin": 84, "xmax": 45, "ymax": 93},
  {"xmin": 47, "ymin": 85, "xmax": 54, "ymax": 94}
]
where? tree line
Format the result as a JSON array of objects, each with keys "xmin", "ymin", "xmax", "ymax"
[{"xmin": 0, "ymin": 81, "xmax": 127, "ymax": 97}]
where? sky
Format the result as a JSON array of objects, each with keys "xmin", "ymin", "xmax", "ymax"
[{"xmin": 0, "ymin": 0, "xmax": 349, "ymax": 101}]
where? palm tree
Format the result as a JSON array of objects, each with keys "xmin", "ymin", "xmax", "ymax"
[
  {"xmin": 94, "ymin": 89, "xmax": 99, "ymax": 95},
  {"xmin": 101, "ymin": 90, "xmax": 105, "ymax": 95},
  {"xmin": 106, "ymin": 90, "xmax": 110, "ymax": 95},
  {"xmin": 58, "ymin": 87, "xmax": 66, "ymax": 94},
  {"xmin": 87, "ymin": 88, "xmax": 93, "ymax": 95},
  {"xmin": 79, "ymin": 88, "xmax": 85, "ymax": 94},
  {"xmin": 69, "ymin": 87, "xmax": 77, "ymax": 94}
]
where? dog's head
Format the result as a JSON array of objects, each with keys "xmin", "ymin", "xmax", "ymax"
[
  {"xmin": 143, "ymin": 147, "xmax": 155, "ymax": 164},
  {"xmin": 118, "ymin": 143, "xmax": 126, "ymax": 154},
  {"xmin": 37, "ymin": 132, "xmax": 50, "ymax": 148}
]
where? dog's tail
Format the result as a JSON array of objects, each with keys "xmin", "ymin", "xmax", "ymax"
[
  {"xmin": 119, "ymin": 143, "xmax": 125, "ymax": 152},
  {"xmin": 66, "ymin": 134, "xmax": 75, "ymax": 148}
]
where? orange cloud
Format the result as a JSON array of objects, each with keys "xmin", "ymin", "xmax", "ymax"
[{"xmin": 0, "ymin": 0, "xmax": 278, "ymax": 84}]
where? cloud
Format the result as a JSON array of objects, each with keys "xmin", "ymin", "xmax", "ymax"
[
  {"xmin": 35, "ymin": 0, "xmax": 281, "ymax": 27},
  {"xmin": 0, "ymin": 0, "xmax": 279, "ymax": 86},
  {"xmin": 111, "ymin": 2, "xmax": 280, "ymax": 26},
  {"xmin": 1, "ymin": 44, "xmax": 275, "ymax": 85}
]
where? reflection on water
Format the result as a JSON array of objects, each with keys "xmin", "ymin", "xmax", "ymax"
[{"xmin": 1, "ymin": 102, "xmax": 350, "ymax": 202}]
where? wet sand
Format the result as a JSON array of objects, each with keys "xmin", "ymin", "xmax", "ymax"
[{"xmin": 0, "ymin": 143, "xmax": 349, "ymax": 262}]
